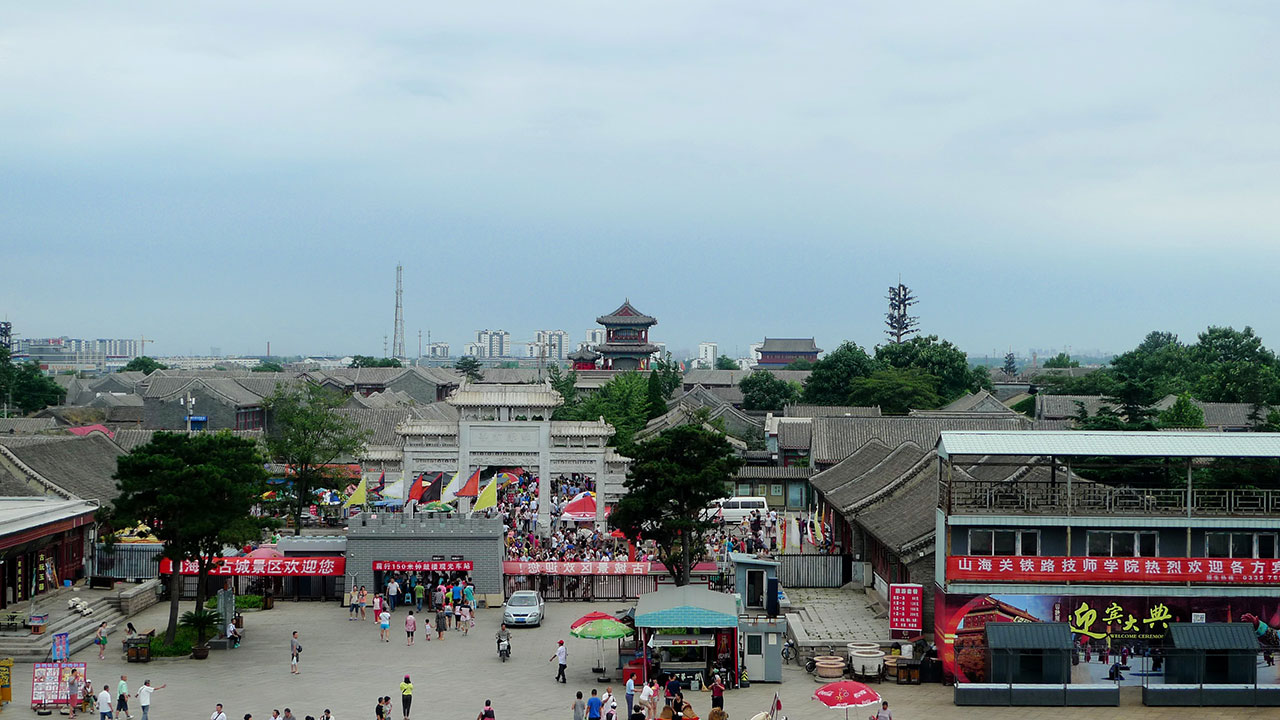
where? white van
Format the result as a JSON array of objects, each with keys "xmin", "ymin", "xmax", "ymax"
[{"xmin": 704, "ymin": 496, "xmax": 769, "ymax": 524}]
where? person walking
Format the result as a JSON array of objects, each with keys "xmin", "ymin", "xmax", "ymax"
[
  {"xmin": 349, "ymin": 583, "xmax": 360, "ymax": 620},
  {"xmin": 116, "ymin": 675, "xmax": 133, "ymax": 720},
  {"xmin": 458, "ymin": 602, "xmax": 471, "ymax": 635},
  {"xmin": 643, "ymin": 680, "xmax": 658, "ymax": 720},
  {"xmin": 600, "ymin": 688, "xmax": 614, "ymax": 713},
  {"xmin": 571, "ymin": 692, "xmax": 585, "ymax": 720},
  {"xmin": 871, "ymin": 700, "xmax": 892, "ymax": 720},
  {"xmin": 379, "ymin": 607, "xmax": 392, "ymax": 642},
  {"xmin": 210, "ymin": 703, "xmax": 227, "ymax": 720},
  {"xmin": 135, "ymin": 680, "xmax": 164, "ymax": 720},
  {"xmin": 290, "ymin": 631, "xmax": 301, "ymax": 674},
  {"xmin": 624, "ymin": 676, "xmax": 635, "ymax": 720},
  {"xmin": 476, "ymin": 700, "xmax": 495, "ymax": 720},
  {"xmin": 413, "ymin": 582, "xmax": 425, "ymax": 612},
  {"xmin": 709, "ymin": 675, "xmax": 725, "ymax": 710},
  {"xmin": 359, "ymin": 586, "xmax": 369, "ymax": 620},
  {"xmin": 404, "ymin": 611, "xmax": 417, "ymax": 646},
  {"xmin": 67, "ymin": 670, "xmax": 84, "ymax": 720},
  {"xmin": 386, "ymin": 578, "xmax": 399, "ymax": 612},
  {"xmin": 97, "ymin": 687, "xmax": 114, "ymax": 720},
  {"xmin": 586, "ymin": 689, "xmax": 603, "ymax": 720},
  {"xmin": 398, "ymin": 675, "xmax": 413, "ymax": 720},
  {"xmin": 549, "ymin": 639, "xmax": 567, "ymax": 683},
  {"xmin": 95, "ymin": 622, "xmax": 109, "ymax": 660},
  {"xmin": 435, "ymin": 606, "xmax": 447, "ymax": 640}
]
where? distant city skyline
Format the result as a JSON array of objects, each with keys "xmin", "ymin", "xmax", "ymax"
[{"xmin": 5, "ymin": 4, "xmax": 1279, "ymax": 360}]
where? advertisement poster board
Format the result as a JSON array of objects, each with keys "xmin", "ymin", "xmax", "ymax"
[
  {"xmin": 888, "ymin": 583, "xmax": 924, "ymax": 636},
  {"xmin": 31, "ymin": 662, "xmax": 86, "ymax": 707}
]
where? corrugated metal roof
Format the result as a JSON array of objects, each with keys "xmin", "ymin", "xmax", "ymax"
[
  {"xmin": 634, "ymin": 586, "xmax": 738, "ymax": 628},
  {"xmin": 938, "ymin": 431, "xmax": 1280, "ymax": 459},
  {"xmin": 985, "ymin": 622, "xmax": 1074, "ymax": 650},
  {"xmin": 1166, "ymin": 622, "xmax": 1257, "ymax": 650}
]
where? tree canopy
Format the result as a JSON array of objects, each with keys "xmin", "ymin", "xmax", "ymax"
[
  {"xmin": 561, "ymin": 371, "xmax": 653, "ymax": 450},
  {"xmin": 1002, "ymin": 352, "xmax": 1018, "ymax": 377},
  {"xmin": 453, "ymin": 357, "xmax": 484, "ymax": 382},
  {"xmin": 263, "ymin": 385, "xmax": 369, "ymax": 535},
  {"xmin": 739, "ymin": 370, "xmax": 799, "ymax": 411},
  {"xmin": 111, "ymin": 431, "xmax": 274, "ymax": 642},
  {"xmin": 1043, "ymin": 352, "xmax": 1080, "ymax": 368},
  {"xmin": 713, "ymin": 355, "xmax": 738, "ymax": 370},
  {"xmin": 609, "ymin": 425, "xmax": 741, "ymax": 585},
  {"xmin": 875, "ymin": 335, "xmax": 988, "ymax": 403},
  {"xmin": 349, "ymin": 356, "xmax": 402, "ymax": 368},
  {"xmin": 650, "ymin": 355, "xmax": 683, "ymax": 396},
  {"xmin": 120, "ymin": 356, "xmax": 167, "ymax": 374},
  {"xmin": 253, "ymin": 361, "xmax": 286, "ymax": 372},
  {"xmin": 847, "ymin": 368, "xmax": 942, "ymax": 415},
  {"xmin": 784, "ymin": 358, "xmax": 814, "ymax": 370},
  {"xmin": 0, "ymin": 346, "xmax": 65, "ymax": 414},
  {"xmin": 801, "ymin": 341, "xmax": 878, "ymax": 405},
  {"xmin": 1158, "ymin": 392, "xmax": 1205, "ymax": 429}
]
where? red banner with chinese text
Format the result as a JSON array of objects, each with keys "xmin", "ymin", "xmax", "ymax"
[
  {"xmin": 373, "ymin": 560, "xmax": 473, "ymax": 572},
  {"xmin": 503, "ymin": 561, "xmax": 651, "ymax": 575},
  {"xmin": 947, "ymin": 555, "xmax": 1280, "ymax": 584},
  {"xmin": 159, "ymin": 557, "xmax": 345, "ymax": 576}
]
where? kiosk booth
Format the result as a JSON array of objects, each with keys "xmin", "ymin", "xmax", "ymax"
[{"xmin": 634, "ymin": 586, "xmax": 739, "ymax": 689}]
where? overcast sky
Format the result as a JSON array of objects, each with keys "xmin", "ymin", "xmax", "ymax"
[{"xmin": 4, "ymin": 2, "xmax": 1278, "ymax": 360}]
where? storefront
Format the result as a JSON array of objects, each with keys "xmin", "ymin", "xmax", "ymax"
[
  {"xmin": 0, "ymin": 499, "xmax": 96, "ymax": 608},
  {"xmin": 634, "ymin": 586, "xmax": 740, "ymax": 689}
]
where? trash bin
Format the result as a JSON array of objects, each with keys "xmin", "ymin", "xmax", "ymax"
[{"xmin": 263, "ymin": 593, "xmax": 275, "ymax": 610}]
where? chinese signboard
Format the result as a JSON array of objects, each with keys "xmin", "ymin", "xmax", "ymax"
[
  {"xmin": 888, "ymin": 583, "xmax": 924, "ymax": 633},
  {"xmin": 372, "ymin": 560, "xmax": 473, "ymax": 572},
  {"xmin": 51, "ymin": 632, "xmax": 69, "ymax": 661},
  {"xmin": 31, "ymin": 662, "xmax": 86, "ymax": 706},
  {"xmin": 502, "ymin": 561, "xmax": 651, "ymax": 576},
  {"xmin": 159, "ymin": 557, "xmax": 345, "ymax": 576},
  {"xmin": 948, "ymin": 555, "xmax": 1280, "ymax": 584}
]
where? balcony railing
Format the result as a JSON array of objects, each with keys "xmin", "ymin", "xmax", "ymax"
[{"xmin": 945, "ymin": 480, "xmax": 1280, "ymax": 516}]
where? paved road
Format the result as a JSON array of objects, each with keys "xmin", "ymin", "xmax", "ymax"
[{"xmin": 5, "ymin": 597, "xmax": 1264, "ymax": 720}]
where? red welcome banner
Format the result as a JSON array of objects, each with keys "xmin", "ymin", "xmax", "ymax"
[
  {"xmin": 948, "ymin": 555, "xmax": 1280, "ymax": 585},
  {"xmin": 503, "ymin": 561, "xmax": 651, "ymax": 576},
  {"xmin": 160, "ymin": 556, "xmax": 345, "ymax": 576},
  {"xmin": 373, "ymin": 560, "xmax": 473, "ymax": 572}
]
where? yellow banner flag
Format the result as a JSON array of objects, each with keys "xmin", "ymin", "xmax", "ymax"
[
  {"xmin": 472, "ymin": 479, "xmax": 498, "ymax": 513},
  {"xmin": 345, "ymin": 478, "xmax": 368, "ymax": 508}
]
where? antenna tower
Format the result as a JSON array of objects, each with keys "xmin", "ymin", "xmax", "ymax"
[{"xmin": 392, "ymin": 264, "xmax": 406, "ymax": 358}]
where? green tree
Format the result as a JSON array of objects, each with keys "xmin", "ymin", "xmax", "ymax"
[
  {"xmin": 609, "ymin": 425, "xmax": 741, "ymax": 586},
  {"xmin": 263, "ymin": 385, "xmax": 369, "ymax": 535},
  {"xmin": 784, "ymin": 358, "xmax": 814, "ymax": 370},
  {"xmin": 739, "ymin": 370, "xmax": 799, "ymax": 411},
  {"xmin": 874, "ymin": 335, "xmax": 983, "ymax": 403},
  {"xmin": 253, "ymin": 361, "xmax": 286, "ymax": 372},
  {"xmin": 120, "ymin": 356, "xmax": 167, "ymax": 374},
  {"xmin": 1188, "ymin": 326, "xmax": 1280, "ymax": 409},
  {"xmin": 847, "ymin": 368, "xmax": 942, "ymax": 414},
  {"xmin": 1158, "ymin": 392, "xmax": 1205, "ymax": 428},
  {"xmin": 349, "ymin": 356, "xmax": 402, "ymax": 368},
  {"xmin": 1109, "ymin": 331, "xmax": 1192, "ymax": 398},
  {"xmin": 111, "ymin": 431, "xmax": 275, "ymax": 643},
  {"xmin": 547, "ymin": 365, "xmax": 579, "ymax": 419},
  {"xmin": 453, "ymin": 357, "xmax": 484, "ymax": 382},
  {"xmin": 801, "ymin": 341, "xmax": 878, "ymax": 405},
  {"xmin": 0, "ymin": 346, "xmax": 65, "ymax": 414},
  {"xmin": 568, "ymin": 372, "xmax": 652, "ymax": 449},
  {"xmin": 646, "ymin": 370, "xmax": 669, "ymax": 420},
  {"xmin": 1002, "ymin": 352, "xmax": 1018, "ymax": 376},
  {"xmin": 713, "ymin": 355, "xmax": 738, "ymax": 370},
  {"xmin": 650, "ymin": 354, "xmax": 683, "ymax": 396},
  {"xmin": 1035, "ymin": 369, "xmax": 1120, "ymax": 396},
  {"xmin": 1043, "ymin": 352, "xmax": 1080, "ymax": 368}
]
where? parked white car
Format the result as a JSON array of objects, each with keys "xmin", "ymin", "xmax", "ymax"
[{"xmin": 503, "ymin": 590, "xmax": 545, "ymax": 627}]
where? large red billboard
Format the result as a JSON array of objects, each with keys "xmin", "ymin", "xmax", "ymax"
[{"xmin": 948, "ymin": 555, "xmax": 1280, "ymax": 585}]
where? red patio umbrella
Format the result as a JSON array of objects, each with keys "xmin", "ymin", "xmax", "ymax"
[
  {"xmin": 813, "ymin": 681, "xmax": 882, "ymax": 720},
  {"xmin": 561, "ymin": 494, "xmax": 600, "ymax": 522},
  {"xmin": 571, "ymin": 611, "xmax": 614, "ymax": 629}
]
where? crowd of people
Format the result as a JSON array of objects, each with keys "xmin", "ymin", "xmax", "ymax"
[
  {"xmin": 348, "ymin": 573, "xmax": 479, "ymax": 642},
  {"xmin": 559, "ymin": 671, "xmax": 731, "ymax": 720}
]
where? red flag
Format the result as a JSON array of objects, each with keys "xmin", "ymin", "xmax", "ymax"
[
  {"xmin": 457, "ymin": 468, "xmax": 482, "ymax": 497},
  {"xmin": 407, "ymin": 474, "xmax": 426, "ymax": 502}
]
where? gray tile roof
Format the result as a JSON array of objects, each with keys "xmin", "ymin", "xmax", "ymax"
[
  {"xmin": 1035, "ymin": 394, "xmax": 1110, "ymax": 420},
  {"xmin": 596, "ymin": 299, "xmax": 657, "ymax": 326},
  {"xmin": 811, "ymin": 415, "xmax": 1032, "ymax": 465},
  {"xmin": 785, "ymin": 404, "xmax": 882, "ymax": 418},
  {"xmin": 734, "ymin": 466, "xmax": 816, "ymax": 480},
  {"xmin": 111, "ymin": 428, "xmax": 265, "ymax": 452},
  {"xmin": 939, "ymin": 391, "xmax": 1016, "ymax": 414},
  {"xmin": 333, "ymin": 407, "xmax": 422, "ymax": 447},
  {"xmin": 810, "ymin": 440, "xmax": 893, "ymax": 493},
  {"xmin": 825, "ymin": 443, "xmax": 930, "ymax": 513},
  {"xmin": 0, "ymin": 417, "xmax": 60, "ymax": 433},
  {"xmin": 706, "ymin": 386, "xmax": 745, "ymax": 405},
  {"xmin": 851, "ymin": 468, "xmax": 938, "ymax": 554},
  {"xmin": 0, "ymin": 433, "xmax": 125, "ymax": 505},
  {"xmin": 759, "ymin": 338, "xmax": 820, "ymax": 354},
  {"xmin": 471, "ymin": 368, "xmax": 543, "ymax": 384},
  {"xmin": 777, "ymin": 420, "xmax": 812, "ymax": 450},
  {"xmin": 682, "ymin": 369, "xmax": 812, "ymax": 388}
]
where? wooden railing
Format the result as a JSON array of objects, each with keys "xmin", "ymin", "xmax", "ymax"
[{"xmin": 945, "ymin": 480, "xmax": 1280, "ymax": 516}]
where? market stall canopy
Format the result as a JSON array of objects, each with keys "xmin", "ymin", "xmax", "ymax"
[{"xmin": 634, "ymin": 586, "xmax": 738, "ymax": 629}]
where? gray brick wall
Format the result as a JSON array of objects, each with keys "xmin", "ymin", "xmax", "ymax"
[{"xmin": 346, "ymin": 515, "xmax": 505, "ymax": 594}]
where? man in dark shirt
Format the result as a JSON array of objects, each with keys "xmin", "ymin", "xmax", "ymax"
[{"xmin": 663, "ymin": 677, "xmax": 680, "ymax": 707}]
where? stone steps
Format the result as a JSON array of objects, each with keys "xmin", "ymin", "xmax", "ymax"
[{"xmin": 0, "ymin": 596, "xmax": 127, "ymax": 663}]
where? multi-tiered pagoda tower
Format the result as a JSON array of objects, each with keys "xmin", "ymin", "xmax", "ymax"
[{"xmin": 593, "ymin": 299, "xmax": 658, "ymax": 371}]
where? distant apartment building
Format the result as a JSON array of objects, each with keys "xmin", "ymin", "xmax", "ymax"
[
  {"xmin": 14, "ymin": 336, "xmax": 142, "ymax": 374},
  {"xmin": 425, "ymin": 342, "xmax": 450, "ymax": 359},
  {"xmin": 651, "ymin": 342, "xmax": 667, "ymax": 361},
  {"xmin": 584, "ymin": 328, "xmax": 606, "ymax": 347},
  {"xmin": 464, "ymin": 342, "xmax": 484, "ymax": 358},
  {"xmin": 159, "ymin": 356, "xmax": 262, "ymax": 370},
  {"xmin": 474, "ymin": 329, "xmax": 511, "ymax": 358},
  {"xmin": 534, "ymin": 330, "xmax": 570, "ymax": 361},
  {"xmin": 698, "ymin": 342, "xmax": 719, "ymax": 369}
]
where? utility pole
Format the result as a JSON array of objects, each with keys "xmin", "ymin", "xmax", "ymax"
[
  {"xmin": 383, "ymin": 335, "xmax": 388, "ymax": 358},
  {"xmin": 180, "ymin": 392, "xmax": 196, "ymax": 433},
  {"xmin": 417, "ymin": 330, "xmax": 422, "ymax": 366}
]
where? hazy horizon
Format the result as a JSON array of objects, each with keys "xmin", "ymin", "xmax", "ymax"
[{"xmin": 5, "ymin": 2, "xmax": 1279, "ymax": 358}]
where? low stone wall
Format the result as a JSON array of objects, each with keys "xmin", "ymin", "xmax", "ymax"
[{"xmin": 114, "ymin": 578, "xmax": 161, "ymax": 616}]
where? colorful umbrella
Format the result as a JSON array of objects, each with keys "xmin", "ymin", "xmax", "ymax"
[
  {"xmin": 571, "ymin": 611, "xmax": 615, "ymax": 630},
  {"xmin": 420, "ymin": 501, "xmax": 454, "ymax": 513},
  {"xmin": 570, "ymin": 618, "xmax": 632, "ymax": 640},
  {"xmin": 813, "ymin": 681, "xmax": 881, "ymax": 720},
  {"xmin": 562, "ymin": 494, "xmax": 603, "ymax": 522}
]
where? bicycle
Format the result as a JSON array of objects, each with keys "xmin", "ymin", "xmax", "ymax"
[{"xmin": 781, "ymin": 638, "xmax": 796, "ymax": 665}]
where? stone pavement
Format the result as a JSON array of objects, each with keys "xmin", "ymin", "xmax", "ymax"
[
  {"xmin": 785, "ymin": 588, "xmax": 887, "ymax": 646},
  {"xmin": 3, "ymin": 598, "xmax": 1265, "ymax": 720}
]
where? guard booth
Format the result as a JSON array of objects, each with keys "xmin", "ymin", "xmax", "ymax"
[
  {"xmin": 1163, "ymin": 623, "xmax": 1258, "ymax": 685},
  {"xmin": 985, "ymin": 623, "xmax": 1072, "ymax": 684}
]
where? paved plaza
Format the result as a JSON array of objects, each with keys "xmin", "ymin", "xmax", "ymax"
[{"xmin": 2, "ymin": 598, "xmax": 1266, "ymax": 720}]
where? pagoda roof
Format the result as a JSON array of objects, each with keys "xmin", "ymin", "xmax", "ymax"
[
  {"xmin": 596, "ymin": 299, "xmax": 657, "ymax": 326},
  {"xmin": 594, "ymin": 342, "xmax": 660, "ymax": 355},
  {"xmin": 567, "ymin": 347, "xmax": 601, "ymax": 361}
]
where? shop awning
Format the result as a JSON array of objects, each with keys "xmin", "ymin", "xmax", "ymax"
[
  {"xmin": 985, "ymin": 622, "xmax": 1074, "ymax": 650},
  {"xmin": 649, "ymin": 634, "xmax": 716, "ymax": 648},
  {"xmin": 635, "ymin": 586, "xmax": 739, "ymax": 629},
  {"xmin": 1166, "ymin": 623, "xmax": 1257, "ymax": 650}
]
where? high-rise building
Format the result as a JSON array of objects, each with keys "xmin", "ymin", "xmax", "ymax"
[
  {"xmin": 426, "ymin": 343, "xmax": 450, "ymax": 359},
  {"xmin": 584, "ymin": 328, "xmax": 606, "ymax": 347},
  {"xmin": 475, "ymin": 329, "xmax": 511, "ymax": 358},
  {"xmin": 533, "ymin": 330, "xmax": 570, "ymax": 361},
  {"xmin": 698, "ymin": 342, "xmax": 719, "ymax": 369}
]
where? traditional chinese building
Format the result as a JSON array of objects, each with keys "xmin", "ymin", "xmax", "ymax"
[
  {"xmin": 567, "ymin": 347, "xmax": 601, "ymax": 371},
  {"xmin": 755, "ymin": 338, "xmax": 821, "ymax": 369},
  {"xmin": 934, "ymin": 430, "xmax": 1280, "ymax": 691},
  {"xmin": 593, "ymin": 299, "xmax": 658, "ymax": 371}
]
